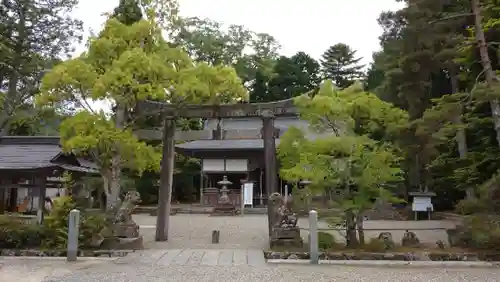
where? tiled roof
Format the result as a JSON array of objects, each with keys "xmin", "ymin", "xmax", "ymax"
[
  {"xmin": 0, "ymin": 143, "xmax": 62, "ymax": 169},
  {"xmin": 0, "ymin": 136, "xmax": 97, "ymax": 172}
]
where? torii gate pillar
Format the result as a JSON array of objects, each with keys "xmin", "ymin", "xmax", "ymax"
[
  {"xmin": 155, "ymin": 117, "xmax": 176, "ymax": 241},
  {"xmin": 262, "ymin": 111, "xmax": 279, "ymax": 236}
]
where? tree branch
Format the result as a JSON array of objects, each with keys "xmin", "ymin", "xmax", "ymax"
[{"xmin": 429, "ymin": 13, "xmax": 473, "ymax": 24}]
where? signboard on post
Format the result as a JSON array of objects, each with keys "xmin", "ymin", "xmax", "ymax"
[
  {"xmin": 411, "ymin": 196, "xmax": 434, "ymax": 221},
  {"xmin": 412, "ymin": 196, "xmax": 433, "ymax": 212}
]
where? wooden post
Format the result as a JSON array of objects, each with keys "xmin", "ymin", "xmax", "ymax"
[
  {"xmin": 0, "ymin": 179, "xmax": 5, "ymax": 214},
  {"xmin": 156, "ymin": 117, "xmax": 176, "ymax": 241},
  {"xmin": 36, "ymin": 176, "xmax": 46, "ymax": 224},
  {"xmin": 284, "ymin": 185, "xmax": 289, "ymax": 204},
  {"xmin": 259, "ymin": 168, "xmax": 263, "ymax": 206},
  {"xmin": 262, "ymin": 111, "xmax": 278, "ymax": 236},
  {"xmin": 67, "ymin": 209, "xmax": 80, "ymax": 262},
  {"xmin": 240, "ymin": 183, "xmax": 245, "ymax": 215},
  {"xmin": 199, "ymin": 170, "xmax": 204, "ymax": 205}
]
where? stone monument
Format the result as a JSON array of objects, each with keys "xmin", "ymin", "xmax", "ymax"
[
  {"xmin": 212, "ymin": 176, "xmax": 237, "ymax": 216},
  {"xmin": 269, "ymin": 193, "xmax": 303, "ymax": 248}
]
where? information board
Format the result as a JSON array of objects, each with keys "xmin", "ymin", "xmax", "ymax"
[{"xmin": 412, "ymin": 196, "xmax": 433, "ymax": 212}]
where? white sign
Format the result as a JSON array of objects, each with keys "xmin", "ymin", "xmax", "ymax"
[
  {"xmin": 243, "ymin": 182, "xmax": 253, "ymax": 206},
  {"xmin": 412, "ymin": 196, "xmax": 433, "ymax": 212}
]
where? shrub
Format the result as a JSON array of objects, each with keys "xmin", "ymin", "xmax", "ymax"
[
  {"xmin": 363, "ymin": 238, "xmax": 387, "ymax": 252},
  {"xmin": 43, "ymin": 196, "xmax": 106, "ymax": 249},
  {"xmin": 454, "ymin": 215, "xmax": 500, "ymax": 251},
  {"xmin": 317, "ymin": 231, "xmax": 337, "ymax": 250},
  {"xmin": 0, "ymin": 197, "xmax": 106, "ymax": 250},
  {"xmin": 0, "ymin": 216, "xmax": 45, "ymax": 249},
  {"xmin": 455, "ymin": 198, "xmax": 484, "ymax": 215}
]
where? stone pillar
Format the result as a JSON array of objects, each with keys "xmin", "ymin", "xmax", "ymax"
[
  {"xmin": 309, "ymin": 210, "xmax": 319, "ymax": 264},
  {"xmin": 67, "ymin": 209, "xmax": 80, "ymax": 262},
  {"xmin": 262, "ymin": 111, "xmax": 278, "ymax": 236},
  {"xmin": 156, "ymin": 117, "xmax": 176, "ymax": 241}
]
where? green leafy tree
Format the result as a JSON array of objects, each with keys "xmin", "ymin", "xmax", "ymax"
[
  {"xmin": 320, "ymin": 43, "xmax": 364, "ymax": 89},
  {"xmin": 0, "ymin": 0, "xmax": 82, "ymax": 135},
  {"xmin": 265, "ymin": 52, "xmax": 321, "ymax": 101},
  {"xmin": 278, "ymin": 81, "xmax": 405, "ymax": 247},
  {"xmin": 37, "ymin": 16, "xmax": 247, "ymax": 209}
]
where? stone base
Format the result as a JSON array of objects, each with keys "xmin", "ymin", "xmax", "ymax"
[
  {"xmin": 272, "ymin": 227, "xmax": 301, "ymax": 239},
  {"xmin": 112, "ymin": 223, "xmax": 140, "ymax": 238},
  {"xmin": 270, "ymin": 227, "xmax": 303, "ymax": 248},
  {"xmin": 99, "ymin": 236, "xmax": 144, "ymax": 250},
  {"xmin": 211, "ymin": 203, "xmax": 237, "ymax": 216},
  {"xmin": 270, "ymin": 237, "xmax": 304, "ymax": 249}
]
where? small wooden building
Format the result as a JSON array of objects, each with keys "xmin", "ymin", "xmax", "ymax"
[{"xmin": 0, "ymin": 136, "xmax": 98, "ymax": 220}]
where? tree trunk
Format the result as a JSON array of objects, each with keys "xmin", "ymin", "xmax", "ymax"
[
  {"xmin": 345, "ymin": 209, "xmax": 358, "ymax": 247},
  {"xmin": 106, "ymin": 104, "xmax": 127, "ymax": 211},
  {"xmin": 472, "ymin": 0, "xmax": 500, "ymax": 147},
  {"xmin": 108, "ymin": 155, "xmax": 122, "ymax": 210},
  {"xmin": 450, "ymin": 72, "xmax": 474, "ymax": 199},
  {"xmin": 101, "ymin": 170, "xmax": 112, "ymax": 209},
  {"xmin": 356, "ymin": 213, "xmax": 365, "ymax": 245}
]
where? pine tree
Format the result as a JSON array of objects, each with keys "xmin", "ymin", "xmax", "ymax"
[
  {"xmin": 112, "ymin": 0, "xmax": 143, "ymax": 25},
  {"xmin": 320, "ymin": 43, "xmax": 364, "ymax": 89}
]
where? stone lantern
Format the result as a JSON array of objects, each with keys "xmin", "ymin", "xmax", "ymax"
[
  {"xmin": 299, "ymin": 179, "xmax": 312, "ymax": 188},
  {"xmin": 211, "ymin": 175, "xmax": 237, "ymax": 216},
  {"xmin": 217, "ymin": 176, "xmax": 232, "ymax": 205}
]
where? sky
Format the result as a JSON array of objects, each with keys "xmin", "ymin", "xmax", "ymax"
[
  {"xmin": 72, "ymin": 0, "xmax": 404, "ymax": 65},
  {"xmin": 71, "ymin": 0, "xmax": 405, "ymax": 111}
]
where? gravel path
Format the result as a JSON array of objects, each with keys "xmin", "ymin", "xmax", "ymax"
[
  {"xmin": 136, "ymin": 214, "xmax": 270, "ymax": 249},
  {"xmin": 134, "ymin": 214, "xmax": 456, "ymax": 249},
  {"xmin": 37, "ymin": 260, "xmax": 500, "ymax": 282},
  {"xmin": 3, "ymin": 256, "xmax": 500, "ymax": 282}
]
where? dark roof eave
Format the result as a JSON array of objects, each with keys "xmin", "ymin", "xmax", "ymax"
[
  {"xmin": 175, "ymin": 147, "xmax": 264, "ymax": 153},
  {"xmin": 0, "ymin": 164, "xmax": 99, "ymax": 174}
]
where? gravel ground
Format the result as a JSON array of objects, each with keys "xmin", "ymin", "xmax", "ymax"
[
  {"xmin": 38, "ymin": 261, "xmax": 500, "ymax": 282},
  {"xmin": 135, "ymin": 214, "xmax": 456, "ymax": 249},
  {"xmin": 137, "ymin": 214, "xmax": 270, "ymax": 249}
]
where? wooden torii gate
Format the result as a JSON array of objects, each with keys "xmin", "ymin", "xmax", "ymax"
[{"xmin": 137, "ymin": 98, "xmax": 297, "ymax": 241}]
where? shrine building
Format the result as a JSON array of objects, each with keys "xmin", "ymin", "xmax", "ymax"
[{"xmin": 175, "ymin": 115, "xmax": 325, "ymax": 207}]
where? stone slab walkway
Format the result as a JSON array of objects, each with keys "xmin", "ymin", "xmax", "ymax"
[{"xmin": 116, "ymin": 249, "xmax": 266, "ymax": 266}]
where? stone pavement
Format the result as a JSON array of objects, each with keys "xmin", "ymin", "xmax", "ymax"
[{"xmin": 115, "ymin": 249, "xmax": 266, "ymax": 266}]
